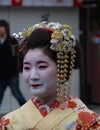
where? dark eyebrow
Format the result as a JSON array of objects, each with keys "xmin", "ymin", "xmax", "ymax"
[
  {"xmin": 23, "ymin": 62, "xmax": 30, "ymax": 65},
  {"xmin": 37, "ymin": 61, "xmax": 48, "ymax": 64}
]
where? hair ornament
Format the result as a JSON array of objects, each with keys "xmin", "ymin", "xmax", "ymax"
[{"xmin": 13, "ymin": 21, "xmax": 76, "ymax": 52}]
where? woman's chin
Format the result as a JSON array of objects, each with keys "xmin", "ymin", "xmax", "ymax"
[{"xmin": 30, "ymin": 89, "xmax": 45, "ymax": 97}]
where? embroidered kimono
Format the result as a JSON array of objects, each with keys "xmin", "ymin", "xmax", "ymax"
[{"xmin": 0, "ymin": 97, "xmax": 100, "ymax": 130}]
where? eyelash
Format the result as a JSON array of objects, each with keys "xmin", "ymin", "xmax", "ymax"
[
  {"xmin": 23, "ymin": 65, "xmax": 48, "ymax": 70},
  {"xmin": 23, "ymin": 67, "xmax": 30, "ymax": 70},
  {"xmin": 39, "ymin": 65, "xmax": 48, "ymax": 69}
]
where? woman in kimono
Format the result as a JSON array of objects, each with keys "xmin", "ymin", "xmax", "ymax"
[{"xmin": 0, "ymin": 22, "xmax": 100, "ymax": 130}]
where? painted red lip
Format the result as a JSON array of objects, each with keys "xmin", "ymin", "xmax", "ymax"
[{"xmin": 31, "ymin": 84, "xmax": 41, "ymax": 88}]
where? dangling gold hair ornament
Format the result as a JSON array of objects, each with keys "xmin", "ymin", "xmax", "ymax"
[{"xmin": 13, "ymin": 21, "xmax": 76, "ymax": 106}]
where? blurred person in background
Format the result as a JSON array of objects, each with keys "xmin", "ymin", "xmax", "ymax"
[{"xmin": 0, "ymin": 19, "xmax": 26, "ymax": 108}]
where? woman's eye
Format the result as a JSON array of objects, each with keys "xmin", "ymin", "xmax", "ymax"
[
  {"xmin": 23, "ymin": 67, "xmax": 30, "ymax": 70},
  {"xmin": 39, "ymin": 66, "xmax": 47, "ymax": 69}
]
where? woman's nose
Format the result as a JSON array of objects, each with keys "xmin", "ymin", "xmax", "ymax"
[{"xmin": 30, "ymin": 68, "xmax": 40, "ymax": 81}]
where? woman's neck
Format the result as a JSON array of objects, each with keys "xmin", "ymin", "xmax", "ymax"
[{"xmin": 35, "ymin": 94, "xmax": 57, "ymax": 105}]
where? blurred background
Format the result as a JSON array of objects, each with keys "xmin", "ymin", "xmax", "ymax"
[{"xmin": 0, "ymin": 0, "xmax": 100, "ymax": 117}]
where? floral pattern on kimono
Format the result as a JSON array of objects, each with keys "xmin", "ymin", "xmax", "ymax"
[
  {"xmin": 0, "ymin": 96, "xmax": 100, "ymax": 130},
  {"xmin": 0, "ymin": 117, "xmax": 10, "ymax": 130}
]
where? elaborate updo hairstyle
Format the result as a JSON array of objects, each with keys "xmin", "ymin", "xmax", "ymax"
[{"xmin": 19, "ymin": 28, "xmax": 81, "ymax": 77}]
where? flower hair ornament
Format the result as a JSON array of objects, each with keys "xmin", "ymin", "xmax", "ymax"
[{"xmin": 13, "ymin": 21, "xmax": 76, "ymax": 106}]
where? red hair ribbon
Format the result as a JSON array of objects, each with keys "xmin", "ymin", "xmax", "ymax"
[
  {"xmin": 19, "ymin": 42, "xmax": 27, "ymax": 53},
  {"xmin": 45, "ymin": 28, "xmax": 53, "ymax": 34}
]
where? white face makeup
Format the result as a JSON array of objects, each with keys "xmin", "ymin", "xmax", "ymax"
[{"xmin": 23, "ymin": 48, "xmax": 57, "ymax": 100}]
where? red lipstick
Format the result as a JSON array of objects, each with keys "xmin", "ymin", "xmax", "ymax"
[{"xmin": 31, "ymin": 84, "xmax": 41, "ymax": 88}]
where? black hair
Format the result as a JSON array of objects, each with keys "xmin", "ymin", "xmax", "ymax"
[
  {"xmin": 19, "ymin": 28, "xmax": 81, "ymax": 72},
  {"xmin": 26, "ymin": 28, "xmax": 57, "ymax": 62},
  {"xmin": 0, "ymin": 19, "xmax": 10, "ymax": 36}
]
